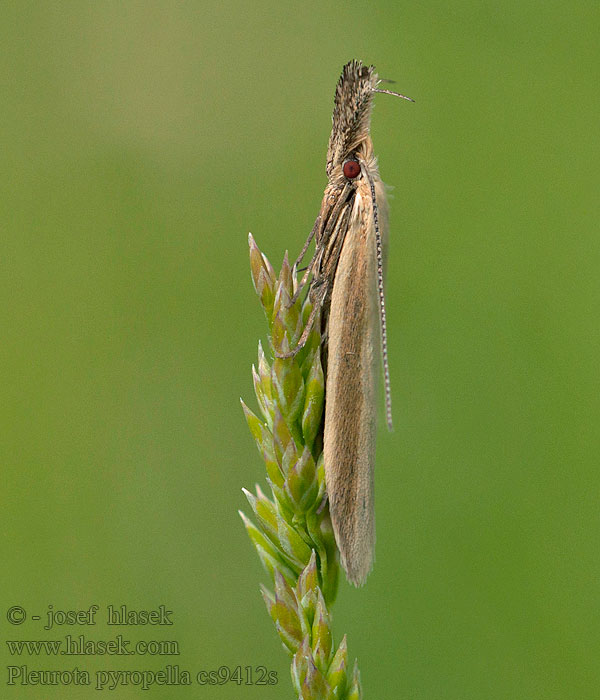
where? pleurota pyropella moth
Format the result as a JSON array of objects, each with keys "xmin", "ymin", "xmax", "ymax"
[{"xmin": 282, "ymin": 60, "xmax": 413, "ymax": 585}]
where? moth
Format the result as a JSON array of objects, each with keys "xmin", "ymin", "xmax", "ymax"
[{"xmin": 283, "ymin": 60, "xmax": 413, "ymax": 585}]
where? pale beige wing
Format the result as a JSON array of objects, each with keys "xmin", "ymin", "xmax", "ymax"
[{"xmin": 323, "ymin": 183, "xmax": 384, "ymax": 586}]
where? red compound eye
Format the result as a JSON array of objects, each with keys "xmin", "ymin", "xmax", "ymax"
[{"xmin": 343, "ymin": 159, "xmax": 361, "ymax": 179}]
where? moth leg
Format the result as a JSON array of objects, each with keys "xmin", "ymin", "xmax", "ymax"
[
  {"xmin": 293, "ymin": 215, "xmax": 321, "ymax": 270},
  {"xmin": 274, "ymin": 276, "xmax": 328, "ymax": 359},
  {"xmin": 288, "ymin": 244, "xmax": 322, "ymax": 307},
  {"xmin": 279, "ymin": 185, "xmax": 352, "ymax": 357},
  {"xmin": 318, "ymin": 182, "xmax": 352, "ymax": 247},
  {"xmin": 288, "ymin": 183, "xmax": 352, "ymax": 308}
]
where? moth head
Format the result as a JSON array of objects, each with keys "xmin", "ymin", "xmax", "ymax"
[
  {"xmin": 326, "ymin": 60, "xmax": 414, "ymax": 181},
  {"xmin": 326, "ymin": 60, "xmax": 377, "ymax": 178}
]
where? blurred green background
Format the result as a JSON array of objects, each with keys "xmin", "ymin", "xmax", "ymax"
[{"xmin": 2, "ymin": 2, "xmax": 599, "ymax": 698}]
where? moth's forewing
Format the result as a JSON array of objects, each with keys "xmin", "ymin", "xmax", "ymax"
[
  {"xmin": 323, "ymin": 177, "xmax": 388, "ymax": 586},
  {"xmin": 316, "ymin": 60, "xmax": 390, "ymax": 586}
]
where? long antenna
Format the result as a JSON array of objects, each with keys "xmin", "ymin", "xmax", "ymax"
[
  {"xmin": 361, "ymin": 162, "xmax": 393, "ymax": 431},
  {"xmin": 374, "ymin": 87, "xmax": 415, "ymax": 102}
]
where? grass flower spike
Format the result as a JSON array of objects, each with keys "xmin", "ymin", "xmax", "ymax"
[{"xmin": 240, "ymin": 234, "xmax": 364, "ymax": 699}]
